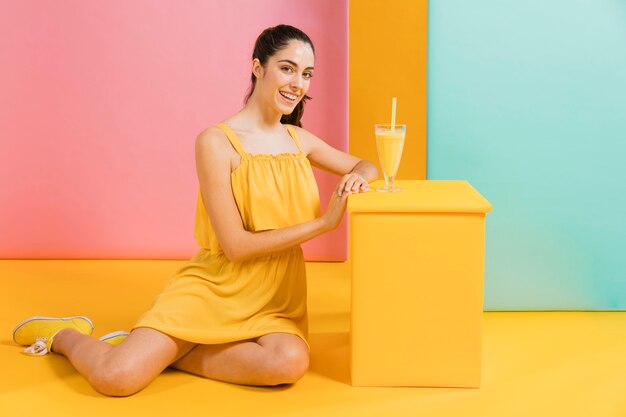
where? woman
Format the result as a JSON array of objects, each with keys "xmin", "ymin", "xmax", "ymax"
[{"xmin": 12, "ymin": 24, "xmax": 378, "ymax": 396}]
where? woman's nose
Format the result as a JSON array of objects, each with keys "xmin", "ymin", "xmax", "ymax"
[{"xmin": 291, "ymin": 74, "xmax": 304, "ymax": 88}]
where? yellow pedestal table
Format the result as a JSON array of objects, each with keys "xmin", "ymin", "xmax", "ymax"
[{"xmin": 348, "ymin": 180, "xmax": 492, "ymax": 387}]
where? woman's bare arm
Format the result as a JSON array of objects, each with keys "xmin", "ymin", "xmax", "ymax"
[
  {"xmin": 195, "ymin": 127, "xmax": 349, "ymax": 262},
  {"xmin": 293, "ymin": 126, "xmax": 379, "ymax": 195}
]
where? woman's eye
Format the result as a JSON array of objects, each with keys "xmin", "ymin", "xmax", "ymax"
[
  {"xmin": 282, "ymin": 66, "xmax": 293, "ymax": 72},
  {"xmin": 305, "ymin": 73, "xmax": 313, "ymax": 79}
]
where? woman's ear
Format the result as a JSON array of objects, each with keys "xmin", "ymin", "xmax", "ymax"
[{"xmin": 252, "ymin": 58, "xmax": 264, "ymax": 80}]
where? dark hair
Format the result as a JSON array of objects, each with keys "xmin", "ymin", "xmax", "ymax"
[{"xmin": 243, "ymin": 24, "xmax": 315, "ymax": 127}]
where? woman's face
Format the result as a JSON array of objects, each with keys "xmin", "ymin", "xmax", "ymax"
[{"xmin": 253, "ymin": 39, "xmax": 315, "ymax": 114}]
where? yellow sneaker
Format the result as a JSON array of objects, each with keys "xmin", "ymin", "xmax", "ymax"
[
  {"xmin": 12, "ymin": 316, "xmax": 94, "ymax": 356},
  {"xmin": 99, "ymin": 331, "xmax": 129, "ymax": 346}
]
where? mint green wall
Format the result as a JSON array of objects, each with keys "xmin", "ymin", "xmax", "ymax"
[{"xmin": 427, "ymin": 0, "xmax": 626, "ymax": 309}]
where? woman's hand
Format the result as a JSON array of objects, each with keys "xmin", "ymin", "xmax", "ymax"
[
  {"xmin": 321, "ymin": 172, "xmax": 372, "ymax": 232},
  {"xmin": 337, "ymin": 172, "xmax": 370, "ymax": 197},
  {"xmin": 321, "ymin": 189, "xmax": 351, "ymax": 231}
]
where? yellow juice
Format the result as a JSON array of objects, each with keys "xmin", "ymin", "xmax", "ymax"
[{"xmin": 376, "ymin": 130, "xmax": 405, "ymax": 178}]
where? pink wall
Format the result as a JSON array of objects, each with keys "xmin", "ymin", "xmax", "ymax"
[{"xmin": 0, "ymin": 0, "xmax": 348, "ymax": 260}]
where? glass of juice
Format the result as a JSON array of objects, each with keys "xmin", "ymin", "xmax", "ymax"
[{"xmin": 375, "ymin": 124, "xmax": 406, "ymax": 192}]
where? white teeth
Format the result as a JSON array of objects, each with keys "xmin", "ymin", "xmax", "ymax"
[{"xmin": 280, "ymin": 91, "xmax": 297, "ymax": 101}]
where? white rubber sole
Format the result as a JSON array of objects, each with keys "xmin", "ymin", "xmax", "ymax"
[{"xmin": 99, "ymin": 330, "xmax": 130, "ymax": 341}]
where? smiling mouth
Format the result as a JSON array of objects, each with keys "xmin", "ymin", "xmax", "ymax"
[{"xmin": 279, "ymin": 91, "xmax": 298, "ymax": 102}]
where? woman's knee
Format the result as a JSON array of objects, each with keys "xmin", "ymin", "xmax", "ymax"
[
  {"xmin": 87, "ymin": 328, "xmax": 194, "ymax": 396},
  {"xmin": 268, "ymin": 343, "xmax": 310, "ymax": 385},
  {"xmin": 88, "ymin": 357, "xmax": 146, "ymax": 397}
]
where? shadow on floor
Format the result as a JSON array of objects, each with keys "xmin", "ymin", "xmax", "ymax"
[
  {"xmin": 1, "ymin": 337, "xmax": 21, "ymax": 347},
  {"xmin": 308, "ymin": 331, "xmax": 350, "ymax": 385},
  {"xmin": 47, "ymin": 354, "xmax": 106, "ymax": 397}
]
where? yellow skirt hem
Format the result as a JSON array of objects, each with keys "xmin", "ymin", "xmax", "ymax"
[{"xmin": 131, "ymin": 325, "xmax": 310, "ymax": 351}]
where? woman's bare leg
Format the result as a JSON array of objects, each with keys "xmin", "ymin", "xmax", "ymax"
[
  {"xmin": 51, "ymin": 327, "xmax": 196, "ymax": 397},
  {"xmin": 170, "ymin": 332, "xmax": 309, "ymax": 386}
]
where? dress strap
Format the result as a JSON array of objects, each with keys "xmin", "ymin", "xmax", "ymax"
[
  {"xmin": 284, "ymin": 124, "xmax": 304, "ymax": 154},
  {"xmin": 216, "ymin": 123, "xmax": 247, "ymax": 156}
]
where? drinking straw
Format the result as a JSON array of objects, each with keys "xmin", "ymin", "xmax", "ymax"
[{"xmin": 391, "ymin": 97, "xmax": 397, "ymax": 131}]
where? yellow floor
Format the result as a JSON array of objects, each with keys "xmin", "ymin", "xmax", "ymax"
[{"xmin": 1, "ymin": 260, "xmax": 626, "ymax": 416}]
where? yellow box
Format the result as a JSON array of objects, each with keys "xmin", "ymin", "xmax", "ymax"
[{"xmin": 348, "ymin": 180, "xmax": 492, "ymax": 387}]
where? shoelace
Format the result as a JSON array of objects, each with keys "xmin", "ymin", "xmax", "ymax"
[{"xmin": 24, "ymin": 337, "xmax": 49, "ymax": 356}]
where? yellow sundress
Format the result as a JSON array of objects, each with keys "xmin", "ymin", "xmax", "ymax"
[{"xmin": 132, "ymin": 123, "xmax": 321, "ymax": 351}]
